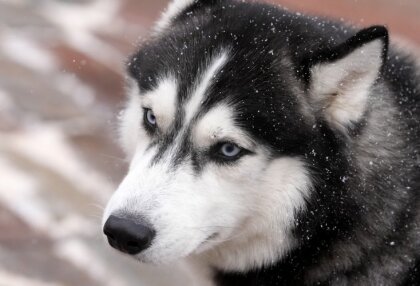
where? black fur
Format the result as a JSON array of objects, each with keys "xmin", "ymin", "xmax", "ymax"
[{"xmin": 128, "ymin": 0, "xmax": 420, "ymax": 284}]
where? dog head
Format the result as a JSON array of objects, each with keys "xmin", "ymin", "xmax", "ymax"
[{"xmin": 103, "ymin": 0, "xmax": 388, "ymax": 271}]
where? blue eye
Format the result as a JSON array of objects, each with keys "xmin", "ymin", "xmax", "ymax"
[
  {"xmin": 211, "ymin": 142, "xmax": 251, "ymax": 163},
  {"xmin": 220, "ymin": 143, "xmax": 241, "ymax": 158},
  {"xmin": 145, "ymin": 108, "xmax": 156, "ymax": 126}
]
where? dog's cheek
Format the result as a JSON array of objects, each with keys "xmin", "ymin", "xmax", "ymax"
[
  {"xmin": 256, "ymin": 157, "xmax": 313, "ymax": 224},
  {"xmin": 199, "ymin": 160, "xmax": 265, "ymax": 229}
]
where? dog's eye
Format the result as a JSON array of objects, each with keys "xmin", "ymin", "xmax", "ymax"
[
  {"xmin": 220, "ymin": 143, "xmax": 241, "ymax": 158},
  {"xmin": 210, "ymin": 142, "xmax": 250, "ymax": 163},
  {"xmin": 144, "ymin": 108, "xmax": 156, "ymax": 126},
  {"xmin": 209, "ymin": 142, "xmax": 249, "ymax": 163},
  {"xmin": 143, "ymin": 108, "xmax": 157, "ymax": 130}
]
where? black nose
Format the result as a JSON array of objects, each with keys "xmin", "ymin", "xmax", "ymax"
[{"xmin": 103, "ymin": 215, "xmax": 156, "ymax": 255}]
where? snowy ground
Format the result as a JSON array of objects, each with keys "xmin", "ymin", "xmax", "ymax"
[{"xmin": 0, "ymin": 0, "xmax": 419, "ymax": 286}]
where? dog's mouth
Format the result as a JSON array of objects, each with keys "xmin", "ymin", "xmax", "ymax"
[
  {"xmin": 129, "ymin": 232, "xmax": 221, "ymax": 264},
  {"xmin": 194, "ymin": 232, "xmax": 220, "ymax": 253},
  {"xmin": 207, "ymin": 232, "xmax": 219, "ymax": 241}
]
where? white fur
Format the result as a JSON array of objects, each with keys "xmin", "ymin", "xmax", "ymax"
[
  {"xmin": 119, "ymin": 76, "xmax": 178, "ymax": 159},
  {"xmin": 181, "ymin": 256, "xmax": 216, "ymax": 286},
  {"xmin": 142, "ymin": 76, "xmax": 178, "ymax": 132},
  {"xmin": 184, "ymin": 51, "xmax": 229, "ymax": 124},
  {"xmin": 197, "ymin": 157, "xmax": 312, "ymax": 271},
  {"xmin": 154, "ymin": 0, "xmax": 196, "ymax": 34},
  {"xmin": 310, "ymin": 39, "xmax": 383, "ymax": 132}
]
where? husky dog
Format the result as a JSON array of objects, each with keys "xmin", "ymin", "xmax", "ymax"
[{"xmin": 102, "ymin": 0, "xmax": 420, "ymax": 285}]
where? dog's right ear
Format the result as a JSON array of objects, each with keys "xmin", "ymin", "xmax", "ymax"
[
  {"xmin": 154, "ymin": 0, "xmax": 222, "ymax": 33},
  {"xmin": 300, "ymin": 26, "xmax": 389, "ymax": 133}
]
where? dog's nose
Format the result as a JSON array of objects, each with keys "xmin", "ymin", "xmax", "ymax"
[{"xmin": 103, "ymin": 215, "xmax": 156, "ymax": 255}]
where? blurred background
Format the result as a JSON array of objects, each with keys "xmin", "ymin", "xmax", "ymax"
[{"xmin": 0, "ymin": 0, "xmax": 419, "ymax": 285}]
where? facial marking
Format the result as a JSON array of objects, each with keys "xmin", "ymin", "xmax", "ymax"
[
  {"xmin": 184, "ymin": 51, "xmax": 229, "ymax": 126},
  {"xmin": 144, "ymin": 51, "xmax": 231, "ymax": 168},
  {"xmin": 142, "ymin": 76, "xmax": 178, "ymax": 132},
  {"xmin": 193, "ymin": 104, "xmax": 254, "ymax": 150}
]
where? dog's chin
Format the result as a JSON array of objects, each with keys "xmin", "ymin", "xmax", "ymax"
[
  {"xmin": 132, "ymin": 253, "xmax": 157, "ymax": 264},
  {"xmin": 131, "ymin": 234, "xmax": 221, "ymax": 264},
  {"xmin": 133, "ymin": 252, "xmax": 190, "ymax": 265}
]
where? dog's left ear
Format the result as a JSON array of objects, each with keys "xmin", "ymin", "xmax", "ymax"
[{"xmin": 302, "ymin": 26, "xmax": 389, "ymax": 132}]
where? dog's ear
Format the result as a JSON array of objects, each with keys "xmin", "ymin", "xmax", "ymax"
[
  {"xmin": 154, "ymin": 0, "xmax": 223, "ymax": 33},
  {"xmin": 302, "ymin": 26, "xmax": 389, "ymax": 133}
]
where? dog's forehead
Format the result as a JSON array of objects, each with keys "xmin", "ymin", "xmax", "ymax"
[
  {"xmin": 125, "ymin": 12, "xmax": 313, "ymax": 152},
  {"xmin": 128, "ymin": 49, "xmax": 248, "ymax": 144},
  {"xmin": 193, "ymin": 104, "xmax": 254, "ymax": 149},
  {"xmin": 127, "ymin": 48, "xmax": 306, "ymax": 151}
]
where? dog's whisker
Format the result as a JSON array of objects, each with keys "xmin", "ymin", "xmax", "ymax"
[
  {"xmin": 87, "ymin": 203, "xmax": 106, "ymax": 211},
  {"xmin": 99, "ymin": 153, "xmax": 128, "ymax": 162}
]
